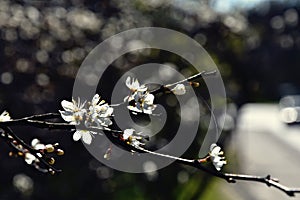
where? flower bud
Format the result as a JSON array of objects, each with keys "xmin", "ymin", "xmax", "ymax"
[
  {"xmin": 17, "ymin": 152, "xmax": 24, "ymax": 156},
  {"xmin": 48, "ymin": 157, "xmax": 55, "ymax": 165},
  {"xmin": 56, "ymin": 149, "xmax": 64, "ymax": 156},
  {"xmin": 189, "ymin": 82, "xmax": 200, "ymax": 87},
  {"xmin": 45, "ymin": 144, "xmax": 55, "ymax": 153},
  {"xmin": 31, "ymin": 138, "xmax": 40, "ymax": 147},
  {"xmin": 53, "ymin": 143, "xmax": 59, "ymax": 147},
  {"xmin": 49, "ymin": 168, "xmax": 55, "ymax": 175}
]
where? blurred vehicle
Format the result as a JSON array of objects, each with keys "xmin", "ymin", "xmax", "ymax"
[{"xmin": 279, "ymin": 95, "xmax": 300, "ymax": 125}]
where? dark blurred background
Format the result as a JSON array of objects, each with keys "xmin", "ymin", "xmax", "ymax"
[{"xmin": 0, "ymin": 0, "xmax": 300, "ymax": 199}]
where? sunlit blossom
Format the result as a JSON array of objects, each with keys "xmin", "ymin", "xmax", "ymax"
[
  {"xmin": 125, "ymin": 77, "xmax": 157, "ymax": 114},
  {"xmin": 24, "ymin": 152, "xmax": 39, "ymax": 165},
  {"xmin": 125, "ymin": 77, "xmax": 147, "ymax": 92},
  {"xmin": 171, "ymin": 84, "xmax": 186, "ymax": 95},
  {"xmin": 209, "ymin": 143, "xmax": 227, "ymax": 171},
  {"xmin": 59, "ymin": 98, "xmax": 86, "ymax": 125},
  {"xmin": 31, "ymin": 138, "xmax": 45, "ymax": 150},
  {"xmin": 60, "ymin": 94, "xmax": 114, "ymax": 144},
  {"xmin": 122, "ymin": 128, "xmax": 145, "ymax": 148},
  {"xmin": 73, "ymin": 130, "xmax": 97, "ymax": 145},
  {"xmin": 87, "ymin": 94, "xmax": 113, "ymax": 128},
  {"xmin": 0, "ymin": 111, "xmax": 11, "ymax": 122}
]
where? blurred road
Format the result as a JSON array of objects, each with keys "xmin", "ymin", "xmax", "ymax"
[{"xmin": 221, "ymin": 103, "xmax": 300, "ymax": 200}]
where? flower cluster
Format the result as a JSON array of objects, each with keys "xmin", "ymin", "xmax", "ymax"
[
  {"xmin": 124, "ymin": 77, "xmax": 157, "ymax": 115},
  {"xmin": 121, "ymin": 128, "xmax": 147, "ymax": 149},
  {"xmin": 59, "ymin": 94, "xmax": 114, "ymax": 144},
  {"xmin": 24, "ymin": 139, "xmax": 63, "ymax": 165},
  {"xmin": 9, "ymin": 138, "xmax": 64, "ymax": 175},
  {"xmin": 209, "ymin": 143, "xmax": 227, "ymax": 171},
  {"xmin": 59, "ymin": 98, "xmax": 86, "ymax": 125},
  {"xmin": 88, "ymin": 94, "xmax": 114, "ymax": 127}
]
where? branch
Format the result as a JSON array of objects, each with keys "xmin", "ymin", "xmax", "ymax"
[
  {"xmin": 150, "ymin": 70, "xmax": 217, "ymax": 95},
  {"xmin": 0, "ymin": 115, "xmax": 122, "ymax": 133},
  {"xmin": 1, "ymin": 69, "xmax": 299, "ymax": 196},
  {"xmin": 0, "ymin": 125, "xmax": 63, "ymax": 174},
  {"xmin": 1, "ymin": 113, "xmax": 300, "ymax": 196},
  {"xmin": 133, "ymin": 146, "xmax": 300, "ymax": 197},
  {"xmin": 0, "ymin": 114, "xmax": 121, "ymax": 174},
  {"xmin": 109, "ymin": 70, "xmax": 217, "ymax": 110}
]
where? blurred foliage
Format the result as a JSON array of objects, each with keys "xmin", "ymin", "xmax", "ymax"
[{"xmin": 0, "ymin": 0, "xmax": 299, "ymax": 199}]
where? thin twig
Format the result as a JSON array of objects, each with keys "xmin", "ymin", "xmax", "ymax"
[
  {"xmin": 111, "ymin": 70, "xmax": 217, "ymax": 108},
  {"xmin": 0, "ymin": 125, "xmax": 62, "ymax": 174},
  {"xmin": 1, "ymin": 113, "xmax": 300, "ymax": 196},
  {"xmin": 0, "ymin": 116, "xmax": 122, "ymax": 134},
  {"xmin": 165, "ymin": 70, "xmax": 217, "ymax": 88},
  {"xmin": 151, "ymin": 70, "xmax": 217, "ymax": 94},
  {"xmin": 133, "ymin": 146, "xmax": 300, "ymax": 197}
]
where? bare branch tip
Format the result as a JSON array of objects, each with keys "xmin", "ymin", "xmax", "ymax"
[{"xmin": 203, "ymin": 70, "xmax": 217, "ymax": 76}]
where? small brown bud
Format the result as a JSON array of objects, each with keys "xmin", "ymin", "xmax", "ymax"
[
  {"xmin": 56, "ymin": 149, "xmax": 64, "ymax": 156},
  {"xmin": 17, "ymin": 152, "xmax": 24, "ymax": 157},
  {"xmin": 189, "ymin": 82, "xmax": 200, "ymax": 87},
  {"xmin": 45, "ymin": 144, "xmax": 55, "ymax": 153},
  {"xmin": 48, "ymin": 157, "xmax": 55, "ymax": 165},
  {"xmin": 49, "ymin": 168, "xmax": 55, "ymax": 175},
  {"xmin": 53, "ymin": 143, "xmax": 59, "ymax": 147}
]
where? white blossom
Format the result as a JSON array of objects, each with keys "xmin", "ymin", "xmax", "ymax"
[
  {"xmin": 125, "ymin": 77, "xmax": 157, "ymax": 114},
  {"xmin": 0, "ymin": 111, "xmax": 11, "ymax": 122},
  {"xmin": 24, "ymin": 153, "xmax": 38, "ymax": 165},
  {"xmin": 59, "ymin": 94, "xmax": 114, "ymax": 145},
  {"xmin": 59, "ymin": 98, "xmax": 86, "ymax": 125},
  {"xmin": 171, "ymin": 84, "xmax": 186, "ymax": 95},
  {"xmin": 209, "ymin": 143, "xmax": 227, "ymax": 171},
  {"xmin": 73, "ymin": 130, "xmax": 96, "ymax": 145},
  {"xmin": 122, "ymin": 128, "xmax": 145, "ymax": 148},
  {"xmin": 87, "ymin": 94, "xmax": 113, "ymax": 128},
  {"xmin": 31, "ymin": 138, "xmax": 45, "ymax": 150},
  {"xmin": 123, "ymin": 128, "xmax": 135, "ymax": 140},
  {"xmin": 126, "ymin": 77, "xmax": 147, "ymax": 91}
]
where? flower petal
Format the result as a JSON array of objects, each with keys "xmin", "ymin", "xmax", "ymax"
[
  {"xmin": 0, "ymin": 111, "xmax": 11, "ymax": 122},
  {"xmin": 123, "ymin": 129, "xmax": 134, "ymax": 140},
  {"xmin": 132, "ymin": 78, "xmax": 140, "ymax": 90},
  {"xmin": 25, "ymin": 153, "xmax": 36, "ymax": 165},
  {"xmin": 73, "ymin": 130, "xmax": 82, "ymax": 141},
  {"xmin": 82, "ymin": 132, "xmax": 92, "ymax": 145},
  {"xmin": 106, "ymin": 107, "xmax": 114, "ymax": 116},
  {"xmin": 31, "ymin": 138, "xmax": 40, "ymax": 147},
  {"xmin": 137, "ymin": 85, "xmax": 147, "ymax": 92},
  {"xmin": 143, "ymin": 108, "xmax": 153, "ymax": 115},
  {"xmin": 126, "ymin": 77, "xmax": 131, "ymax": 88},
  {"xmin": 127, "ymin": 105, "xmax": 142, "ymax": 113},
  {"xmin": 59, "ymin": 111, "xmax": 75, "ymax": 122},
  {"xmin": 171, "ymin": 84, "xmax": 186, "ymax": 95},
  {"xmin": 61, "ymin": 100, "xmax": 75, "ymax": 112},
  {"xmin": 35, "ymin": 143, "xmax": 45, "ymax": 150},
  {"xmin": 92, "ymin": 94, "xmax": 100, "ymax": 105},
  {"xmin": 144, "ymin": 94, "xmax": 154, "ymax": 104},
  {"xmin": 211, "ymin": 146, "xmax": 221, "ymax": 156},
  {"xmin": 210, "ymin": 143, "xmax": 218, "ymax": 152}
]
